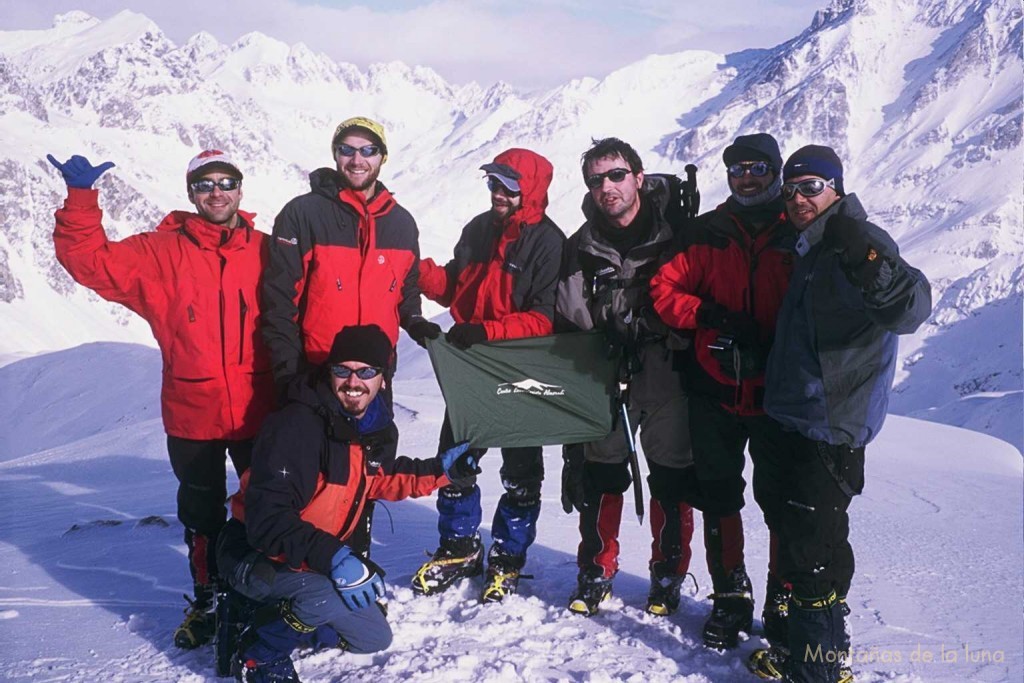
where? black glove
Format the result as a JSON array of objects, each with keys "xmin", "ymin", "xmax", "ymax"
[
  {"xmin": 637, "ymin": 305, "xmax": 669, "ymax": 338},
  {"xmin": 696, "ymin": 302, "xmax": 757, "ymax": 344},
  {"xmin": 47, "ymin": 154, "xmax": 115, "ymax": 189},
  {"xmin": 446, "ymin": 322, "xmax": 488, "ymax": 350},
  {"xmin": 560, "ymin": 444, "xmax": 586, "ymax": 514},
  {"xmin": 825, "ymin": 214, "xmax": 884, "ymax": 289},
  {"xmin": 709, "ymin": 336, "xmax": 765, "ymax": 380},
  {"xmin": 406, "ymin": 319, "xmax": 442, "ymax": 348},
  {"xmin": 439, "ymin": 441, "xmax": 482, "ymax": 487}
]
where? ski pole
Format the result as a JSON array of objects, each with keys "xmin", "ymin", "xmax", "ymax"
[
  {"xmin": 683, "ymin": 164, "xmax": 700, "ymax": 218},
  {"xmin": 618, "ymin": 387, "xmax": 645, "ymax": 525}
]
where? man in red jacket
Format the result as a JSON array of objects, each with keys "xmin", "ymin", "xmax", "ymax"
[
  {"xmin": 411, "ymin": 148, "xmax": 565, "ymax": 603},
  {"xmin": 650, "ymin": 133, "xmax": 794, "ymax": 650},
  {"xmin": 49, "ymin": 150, "xmax": 275, "ymax": 650},
  {"xmin": 261, "ymin": 116, "xmax": 436, "ymax": 389}
]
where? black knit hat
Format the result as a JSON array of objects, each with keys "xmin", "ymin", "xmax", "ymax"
[
  {"xmin": 326, "ymin": 324, "xmax": 393, "ymax": 369},
  {"xmin": 722, "ymin": 133, "xmax": 783, "ymax": 170},
  {"xmin": 783, "ymin": 145, "xmax": 845, "ymax": 196}
]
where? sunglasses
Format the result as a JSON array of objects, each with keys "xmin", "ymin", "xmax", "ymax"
[
  {"xmin": 782, "ymin": 177, "xmax": 836, "ymax": 201},
  {"xmin": 584, "ymin": 167, "xmax": 632, "ymax": 189},
  {"xmin": 336, "ymin": 143, "xmax": 382, "ymax": 158},
  {"xmin": 727, "ymin": 161, "xmax": 772, "ymax": 178},
  {"xmin": 190, "ymin": 177, "xmax": 241, "ymax": 194},
  {"xmin": 486, "ymin": 177, "xmax": 520, "ymax": 197},
  {"xmin": 330, "ymin": 365, "xmax": 384, "ymax": 380}
]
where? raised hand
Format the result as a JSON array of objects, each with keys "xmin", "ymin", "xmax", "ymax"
[{"xmin": 46, "ymin": 154, "xmax": 115, "ymax": 189}]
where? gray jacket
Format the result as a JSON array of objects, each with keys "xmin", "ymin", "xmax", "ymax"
[
  {"xmin": 764, "ymin": 194, "xmax": 932, "ymax": 447},
  {"xmin": 555, "ymin": 175, "xmax": 679, "ymax": 342}
]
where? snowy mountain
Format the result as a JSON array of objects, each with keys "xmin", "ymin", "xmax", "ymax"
[
  {"xmin": 0, "ymin": 0, "xmax": 1021, "ymax": 450},
  {"xmin": 0, "ymin": 342, "xmax": 1020, "ymax": 682}
]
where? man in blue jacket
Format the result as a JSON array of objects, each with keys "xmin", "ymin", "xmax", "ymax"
[{"xmin": 749, "ymin": 146, "xmax": 931, "ymax": 683}]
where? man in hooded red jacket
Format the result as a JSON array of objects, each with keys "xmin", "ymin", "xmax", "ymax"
[
  {"xmin": 410, "ymin": 148, "xmax": 565, "ymax": 603},
  {"xmin": 49, "ymin": 149, "xmax": 275, "ymax": 651}
]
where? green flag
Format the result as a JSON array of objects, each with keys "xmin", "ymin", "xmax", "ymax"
[{"xmin": 426, "ymin": 331, "xmax": 617, "ymax": 448}]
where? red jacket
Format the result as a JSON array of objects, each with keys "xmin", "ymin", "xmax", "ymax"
[
  {"xmin": 419, "ymin": 148, "xmax": 564, "ymax": 340},
  {"xmin": 650, "ymin": 199, "xmax": 794, "ymax": 415},
  {"xmin": 53, "ymin": 187, "xmax": 275, "ymax": 440},
  {"xmin": 262, "ymin": 170, "xmax": 425, "ymax": 386}
]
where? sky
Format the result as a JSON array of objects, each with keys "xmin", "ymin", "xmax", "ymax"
[{"xmin": 0, "ymin": 0, "xmax": 830, "ymax": 87}]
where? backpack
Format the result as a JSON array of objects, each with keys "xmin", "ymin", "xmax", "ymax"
[{"xmin": 655, "ymin": 164, "xmax": 701, "ymax": 228}]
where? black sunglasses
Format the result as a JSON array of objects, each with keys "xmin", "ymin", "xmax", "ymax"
[
  {"xmin": 486, "ymin": 177, "xmax": 520, "ymax": 196},
  {"xmin": 330, "ymin": 365, "xmax": 384, "ymax": 380},
  {"xmin": 782, "ymin": 178, "xmax": 836, "ymax": 201},
  {"xmin": 336, "ymin": 143, "xmax": 382, "ymax": 158},
  {"xmin": 190, "ymin": 178, "xmax": 241, "ymax": 194},
  {"xmin": 585, "ymin": 167, "xmax": 632, "ymax": 189},
  {"xmin": 727, "ymin": 161, "xmax": 772, "ymax": 178}
]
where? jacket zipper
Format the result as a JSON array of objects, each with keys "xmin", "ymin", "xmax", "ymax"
[
  {"xmin": 187, "ymin": 304, "xmax": 195, "ymax": 323},
  {"xmin": 238, "ymin": 290, "xmax": 248, "ymax": 365},
  {"xmin": 338, "ymin": 444, "xmax": 369, "ymax": 539},
  {"xmin": 357, "ymin": 206, "xmax": 371, "ymax": 323}
]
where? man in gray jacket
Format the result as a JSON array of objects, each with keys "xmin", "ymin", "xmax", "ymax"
[
  {"xmin": 749, "ymin": 145, "xmax": 931, "ymax": 683},
  {"xmin": 556, "ymin": 138, "xmax": 696, "ymax": 618}
]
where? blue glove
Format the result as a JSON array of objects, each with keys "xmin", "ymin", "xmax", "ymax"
[
  {"xmin": 47, "ymin": 154, "xmax": 116, "ymax": 189},
  {"xmin": 439, "ymin": 441, "xmax": 480, "ymax": 483},
  {"xmin": 330, "ymin": 546, "xmax": 385, "ymax": 611}
]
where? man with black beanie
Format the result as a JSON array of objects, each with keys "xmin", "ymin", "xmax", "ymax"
[
  {"xmin": 651, "ymin": 132, "xmax": 795, "ymax": 650},
  {"xmin": 217, "ymin": 324, "xmax": 477, "ymax": 682}
]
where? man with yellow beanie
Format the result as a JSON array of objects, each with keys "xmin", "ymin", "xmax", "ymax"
[{"xmin": 262, "ymin": 116, "xmax": 438, "ymax": 556}]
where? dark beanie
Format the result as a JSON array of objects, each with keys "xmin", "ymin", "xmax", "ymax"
[
  {"xmin": 722, "ymin": 133, "xmax": 783, "ymax": 170},
  {"xmin": 783, "ymin": 145, "xmax": 845, "ymax": 195},
  {"xmin": 326, "ymin": 324, "xmax": 393, "ymax": 369}
]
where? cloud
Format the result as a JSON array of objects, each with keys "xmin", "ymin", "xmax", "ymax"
[{"xmin": 0, "ymin": 0, "xmax": 826, "ymax": 87}]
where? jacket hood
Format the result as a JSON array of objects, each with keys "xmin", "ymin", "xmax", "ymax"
[
  {"xmin": 492, "ymin": 148, "xmax": 552, "ymax": 227},
  {"xmin": 285, "ymin": 369, "xmax": 394, "ymax": 440},
  {"xmin": 154, "ymin": 209, "xmax": 257, "ymax": 249},
  {"xmin": 308, "ymin": 167, "xmax": 395, "ymax": 215}
]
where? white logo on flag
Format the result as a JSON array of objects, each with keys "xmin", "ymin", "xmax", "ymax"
[{"xmin": 496, "ymin": 379, "xmax": 565, "ymax": 397}]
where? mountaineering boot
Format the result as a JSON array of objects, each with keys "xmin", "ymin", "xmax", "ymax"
[
  {"xmin": 233, "ymin": 655, "xmax": 300, "ymax": 683},
  {"xmin": 232, "ymin": 601, "xmax": 312, "ymax": 683},
  {"xmin": 567, "ymin": 573, "xmax": 613, "ymax": 616},
  {"xmin": 411, "ymin": 534, "xmax": 483, "ymax": 596},
  {"xmin": 748, "ymin": 646, "xmax": 788, "ymax": 680},
  {"xmin": 645, "ymin": 570, "xmax": 688, "ymax": 617},
  {"xmin": 762, "ymin": 574, "xmax": 791, "ymax": 647},
  {"xmin": 787, "ymin": 591, "xmax": 855, "ymax": 683},
  {"xmin": 174, "ymin": 583, "xmax": 215, "ymax": 649},
  {"xmin": 702, "ymin": 565, "xmax": 754, "ymax": 649},
  {"xmin": 481, "ymin": 548, "xmax": 525, "ymax": 603}
]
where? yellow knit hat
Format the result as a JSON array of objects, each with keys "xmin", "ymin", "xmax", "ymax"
[{"xmin": 331, "ymin": 116, "xmax": 388, "ymax": 164}]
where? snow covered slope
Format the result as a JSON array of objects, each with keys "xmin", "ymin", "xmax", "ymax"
[
  {"xmin": 0, "ymin": 343, "xmax": 1020, "ymax": 682},
  {"xmin": 0, "ymin": 0, "xmax": 1020, "ymax": 449}
]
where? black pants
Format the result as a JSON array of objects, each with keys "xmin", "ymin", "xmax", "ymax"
[
  {"xmin": 773, "ymin": 432, "xmax": 864, "ymax": 599},
  {"xmin": 687, "ymin": 394, "xmax": 791, "ymax": 583},
  {"xmin": 687, "ymin": 393, "xmax": 789, "ymax": 518},
  {"xmin": 167, "ymin": 435, "xmax": 253, "ymax": 587}
]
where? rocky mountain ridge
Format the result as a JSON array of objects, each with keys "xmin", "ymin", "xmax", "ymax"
[{"xmin": 0, "ymin": 0, "xmax": 1020, "ymax": 448}]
